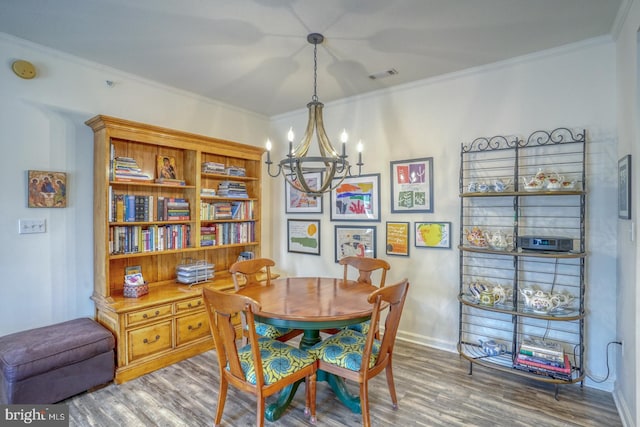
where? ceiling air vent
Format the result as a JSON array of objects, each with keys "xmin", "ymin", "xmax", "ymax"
[{"xmin": 368, "ymin": 68, "xmax": 398, "ymax": 80}]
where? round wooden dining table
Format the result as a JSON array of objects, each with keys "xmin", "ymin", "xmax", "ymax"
[{"xmin": 236, "ymin": 276, "xmax": 379, "ymax": 421}]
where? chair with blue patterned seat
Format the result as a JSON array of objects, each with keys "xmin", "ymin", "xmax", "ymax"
[
  {"xmin": 230, "ymin": 258, "xmax": 303, "ymax": 344},
  {"xmin": 202, "ymin": 287, "xmax": 317, "ymax": 427},
  {"xmin": 337, "ymin": 256, "xmax": 391, "ymax": 336},
  {"xmin": 310, "ymin": 278, "xmax": 409, "ymax": 427}
]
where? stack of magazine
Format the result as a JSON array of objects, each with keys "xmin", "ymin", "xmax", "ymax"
[{"xmin": 514, "ymin": 338, "xmax": 572, "ymax": 380}]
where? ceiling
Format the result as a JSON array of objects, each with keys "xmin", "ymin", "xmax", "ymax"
[{"xmin": 0, "ymin": 0, "xmax": 625, "ymax": 117}]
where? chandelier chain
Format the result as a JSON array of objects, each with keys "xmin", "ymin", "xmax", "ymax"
[{"xmin": 312, "ymin": 42, "xmax": 318, "ymax": 102}]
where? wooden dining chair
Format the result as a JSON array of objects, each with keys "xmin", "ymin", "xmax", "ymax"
[
  {"xmin": 340, "ymin": 256, "xmax": 391, "ymax": 287},
  {"xmin": 337, "ymin": 256, "xmax": 391, "ymax": 336},
  {"xmin": 230, "ymin": 258, "xmax": 302, "ymax": 344},
  {"xmin": 202, "ymin": 287, "xmax": 317, "ymax": 427},
  {"xmin": 309, "ymin": 278, "xmax": 410, "ymax": 427}
]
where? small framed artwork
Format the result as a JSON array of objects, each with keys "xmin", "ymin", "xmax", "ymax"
[
  {"xmin": 287, "ymin": 219, "xmax": 321, "ymax": 255},
  {"xmin": 390, "ymin": 157, "xmax": 434, "ymax": 213},
  {"xmin": 334, "ymin": 225, "xmax": 377, "ymax": 262},
  {"xmin": 618, "ymin": 154, "xmax": 632, "ymax": 219},
  {"xmin": 28, "ymin": 170, "xmax": 67, "ymax": 208},
  {"xmin": 285, "ymin": 172, "xmax": 323, "ymax": 214},
  {"xmin": 330, "ymin": 173, "xmax": 380, "ymax": 221},
  {"xmin": 157, "ymin": 155, "xmax": 177, "ymax": 179},
  {"xmin": 386, "ymin": 222, "xmax": 410, "ymax": 256},
  {"xmin": 415, "ymin": 221, "xmax": 451, "ymax": 249}
]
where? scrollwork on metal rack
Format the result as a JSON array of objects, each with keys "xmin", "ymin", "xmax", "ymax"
[
  {"xmin": 461, "ymin": 134, "xmax": 520, "ymax": 153},
  {"xmin": 521, "ymin": 128, "xmax": 586, "ymax": 147}
]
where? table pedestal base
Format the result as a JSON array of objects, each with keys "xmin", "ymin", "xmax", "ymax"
[{"xmin": 265, "ymin": 329, "xmax": 362, "ymax": 421}]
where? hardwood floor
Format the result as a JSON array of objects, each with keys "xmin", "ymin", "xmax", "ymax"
[{"xmin": 64, "ymin": 340, "xmax": 622, "ymax": 426}]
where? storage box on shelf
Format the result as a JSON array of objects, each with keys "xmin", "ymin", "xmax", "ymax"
[
  {"xmin": 86, "ymin": 115, "xmax": 264, "ymax": 383},
  {"xmin": 457, "ymin": 128, "xmax": 586, "ymax": 397}
]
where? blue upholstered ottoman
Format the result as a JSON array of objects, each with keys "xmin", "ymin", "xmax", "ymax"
[{"xmin": 0, "ymin": 318, "xmax": 115, "ymax": 404}]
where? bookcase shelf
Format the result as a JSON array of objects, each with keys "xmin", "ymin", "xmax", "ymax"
[{"xmin": 87, "ymin": 115, "xmax": 265, "ymax": 383}]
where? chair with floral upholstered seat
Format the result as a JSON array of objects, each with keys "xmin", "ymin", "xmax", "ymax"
[
  {"xmin": 310, "ymin": 278, "xmax": 409, "ymax": 427},
  {"xmin": 230, "ymin": 258, "xmax": 303, "ymax": 344},
  {"xmin": 202, "ymin": 287, "xmax": 317, "ymax": 427},
  {"xmin": 337, "ymin": 256, "xmax": 391, "ymax": 336}
]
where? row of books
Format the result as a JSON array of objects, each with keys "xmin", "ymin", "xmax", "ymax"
[
  {"xmin": 217, "ymin": 180, "xmax": 248, "ymax": 198},
  {"xmin": 513, "ymin": 339, "xmax": 572, "ymax": 381},
  {"xmin": 110, "ymin": 224, "xmax": 191, "ymax": 254},
  {"xmin": 199, "ymin": 222, "xmax": 255, "ymax": 246},
  {"xmin": 200, "ymin": 201, "xmax": 254, "ymax": 220},
  {"xmin": 109, "ymin": 190, "xmax": 191, "ymax": 222}
]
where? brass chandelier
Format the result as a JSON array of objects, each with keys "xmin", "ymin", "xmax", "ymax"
[{"xmin": 265, "ymin": 33, "xmax": 363, "ymax": 197}]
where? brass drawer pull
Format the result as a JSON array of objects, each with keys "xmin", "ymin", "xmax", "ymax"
[
  {"xmin": 143, "ymin": 335, "xmax": 161, "ymax": 344},
  {"xmin": 188, "ymin": 301, "xmax": 202, "ymax": 308},
  {"xmin": 143, "ymin": 310, "xmax": 160, "ymax": 319},
  {"xmin": 188, "ymin": 322, "xmax": 203, "ymax": 331}
]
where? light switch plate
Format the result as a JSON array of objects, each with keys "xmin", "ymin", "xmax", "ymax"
[{"xmin": 18, "ymin": 219, "xmax": 46, "ymax": 234}]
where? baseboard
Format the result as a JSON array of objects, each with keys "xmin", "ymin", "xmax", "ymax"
[{"xmin": 613, "ymin": 386, "xmax": 635, "ymax": 427}]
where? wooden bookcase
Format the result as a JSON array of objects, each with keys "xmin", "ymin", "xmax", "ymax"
[{"xmin": 86, "ymin": 115, "xmax": 264, "ymax": 383}]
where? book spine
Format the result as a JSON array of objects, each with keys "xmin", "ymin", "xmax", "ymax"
[{"xmin": 125, "ymin": 195, "xmax": 136, "ymax": 222}]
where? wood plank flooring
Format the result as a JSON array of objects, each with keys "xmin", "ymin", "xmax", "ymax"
[{"xmin": 63, "ymin": 340, "xmax": 622, "ymax": 426}]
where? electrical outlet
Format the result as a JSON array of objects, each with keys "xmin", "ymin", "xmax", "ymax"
[{"xmin": 18, "ymin": 219, "xmax": 46, "ymax": 234}]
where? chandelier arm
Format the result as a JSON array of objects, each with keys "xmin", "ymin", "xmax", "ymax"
[
  {"xmin": 292, "ymin": 103, "xmax": 316, "ymax": 158},
  {"xmin": 314, "ymin": 104, "xmax": 340, "ymax": 159},
  {"xmin": 266, "ymin": 161, "xmax": 283, "ymax": 178}
]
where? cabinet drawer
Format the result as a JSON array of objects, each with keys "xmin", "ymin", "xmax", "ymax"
[
  {"xmin": 127, "ymin": 304, "xmax": 172, "ymax": 326},
  {"xmin": 175, "ymin": 297, "xmax": 204, "ymax": 313},
  {"xmin": 128, "ymin": 321, "xmax": 173, "ymax": 361},
  {"xmin": 176, "ymin": 311, "xmax": 210, "ymax": 346}
]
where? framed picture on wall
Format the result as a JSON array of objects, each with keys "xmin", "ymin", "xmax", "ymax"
[
  {"xmin": 618, "ymin": 154, "xmax": 631, "ymax": 219},
  {"xmin": 330, "ymin": 173, "xmax": 380, "ymax": 221},
  {"xmin": 390, "ymin": 157, "xmax": 433, "ymax": 213},
  {"xmin": 27, "ymin": 170, "xmax": 67, "ymax": 208},
  {"xmin": 287, "ymin": 219, "xmax": 321, "ymax": 255},
  {"xmin": 415, "ymin": 221, "xmax": 451, "ymax": 249},
  {"xmin": 334, "ymin": 225, "xmax": 376, "ymax": 262},
  {"xmin": 285, "ymin": 172, "xmax": 323, "ymax": 214},
  {"xmin": 385, "ymin": 221, "xmax": 410, "ymax": 256}
]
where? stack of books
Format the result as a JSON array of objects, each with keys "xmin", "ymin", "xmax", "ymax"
[
  {"xmin": 514, "ymin": 339, "xmax": 572, "ymax": 380},
  {"xmin": 200, "ymin": 188, "xmax": 216, "ymax": 198},
  {"xmin": 113, "ymin": 156, "xmax": 152, "ymax": 182},
  {"xmin": 226, "ymin": 166, "xmax": 246, "ymax": 177},
  {"xmin": 200, "ymin": 225, "xmax": 216, "ymax": 246},
  {"xmin": 154, "ymin": 177, "xmax": 185, "ymax": 186},
  {"xmin": 165, "ymin": 198, "xmax": 190, "ymax": 221},
  {"xmin": 201, "ymin": 162, "xmax": 225, "ymax": 174},
  {"xmin": 218, "ymin": 180, "xmax": 248, "ymax": 198}
]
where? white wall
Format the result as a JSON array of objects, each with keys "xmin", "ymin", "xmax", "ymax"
[
  {"xmin": 615, "ymin": 0, "xmax": 640, "ymax": 425},
  {"xmin": 0, "ymin": 33, "xmax": 270, "ymax": 335},
  {"xmin": 269, "ymin": 38, "xmax": 620, "ymax": 391}
]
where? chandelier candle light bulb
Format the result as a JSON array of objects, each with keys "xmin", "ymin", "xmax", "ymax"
[{"xmin": 265, "ymin": 139, "xmax": 272, "ymax": 163}]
